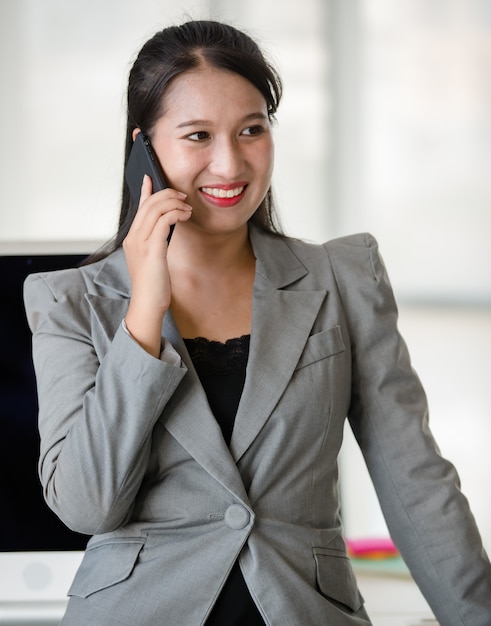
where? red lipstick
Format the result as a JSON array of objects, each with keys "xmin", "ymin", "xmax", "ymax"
[{"xmin": 200, "ymin": 183, "xmax": 248, "ymax": 207}]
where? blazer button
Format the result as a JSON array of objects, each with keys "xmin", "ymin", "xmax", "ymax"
[{"xmin": 224, "ymin": 504, "xmax": 251, "ymax": 530}]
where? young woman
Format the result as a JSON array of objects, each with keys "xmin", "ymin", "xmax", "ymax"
[{"xmin": 24, "ymin": 20, "xmax": 491, "ymax": 625}]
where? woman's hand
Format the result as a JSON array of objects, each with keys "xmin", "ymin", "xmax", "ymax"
[{"xmin": 123, "ymin": 175, "xmax": 192, "ymax": 357}]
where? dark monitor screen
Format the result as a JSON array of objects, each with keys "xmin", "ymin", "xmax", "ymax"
[{"xmin": 0, "ymin": 253, "xmax": 90, "ymax": 552}]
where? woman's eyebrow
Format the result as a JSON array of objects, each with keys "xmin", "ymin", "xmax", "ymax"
[
  {"xmin": 176, "ymin": 119, "xmax": 209, "ymax": 129},
  {"xmin": 176, "ymin": 112, "xmax": 268, "ymax": 129}
]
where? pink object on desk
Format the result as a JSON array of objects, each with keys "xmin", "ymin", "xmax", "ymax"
[{"xmin": 347, "ymin": 537, "xmax": 399, "ymax": 559}]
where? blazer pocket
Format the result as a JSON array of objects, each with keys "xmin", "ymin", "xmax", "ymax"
[
  {"xmin": 313, "ymin": 546, "xmax": 364, "ymax": 612},
  {"xmin": 295, "ymin": 325, "xmax": 345, "ymax": 370},
  {"xmin": 68, "ymin": 537, "xmax": 145, "ymax": 598}
]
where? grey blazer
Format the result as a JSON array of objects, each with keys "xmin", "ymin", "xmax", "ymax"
[{"xmin": 24, "ymin": 226, "xmax": 491, "ymax": 625}]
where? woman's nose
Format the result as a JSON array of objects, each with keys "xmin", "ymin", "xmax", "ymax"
[{"xmin": 208, "ymin": 138, "xmax": 244, "ymax": 179}]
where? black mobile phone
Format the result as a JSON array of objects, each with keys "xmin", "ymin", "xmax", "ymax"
[{"xmin": 125, "ymin": 133, "xmax": 174, "ymax": 242}]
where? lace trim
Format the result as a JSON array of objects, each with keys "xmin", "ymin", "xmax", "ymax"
[{"xmin": 183, "ymin": 335, "xmax": 250, "ymax": 376}]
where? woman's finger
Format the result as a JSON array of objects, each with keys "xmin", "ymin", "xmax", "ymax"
[
  {"xmin": 149, "ymin": 205, "xmax": 193, "ymax": 247},
  {"xmin": 129, "ymin": 187, "xmax": 191, "ymax": 240},
  {"xmin": 138, "ymin": 174, "xmax": 154, "ymax": 206}
]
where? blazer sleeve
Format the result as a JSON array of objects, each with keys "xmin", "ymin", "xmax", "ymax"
[
  {"xmin": 325, "ymin": 233, "xmax": 491, "ymax": 626},
  {"xmin": 23, "ymin": 270, "xmax": 187, "ymax": 536}
]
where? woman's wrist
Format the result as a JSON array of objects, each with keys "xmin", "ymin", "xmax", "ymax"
[{"xmin": 124, "ymin": 304, "xmax": 166, "ymax": 358}]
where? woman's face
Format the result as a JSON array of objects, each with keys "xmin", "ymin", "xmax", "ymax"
[{"xmin": 147, "ymin": 65, "xmax": 274, "ymax": 237}]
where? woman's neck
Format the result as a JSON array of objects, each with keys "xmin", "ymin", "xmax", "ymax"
[
  {"xmin": 167, "ymin": 224, "xmax": 254, "ymax": 277},
  {"xmin": 167, "ymin": 225, "xmax": 256, "ymax": 342}
]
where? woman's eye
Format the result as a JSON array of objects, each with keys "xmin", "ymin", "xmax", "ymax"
[
  {"xmin": 188, "ymin": 131, "xmax": 210, "ymax": 141},
  {"xmin": 241, "ymin": 125, "xmax": 265, "ymax": 137}
]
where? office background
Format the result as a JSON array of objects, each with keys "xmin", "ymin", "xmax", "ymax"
[{"xmin": 1, "ymin": 0, "xmax": 490, "ymax": 554}]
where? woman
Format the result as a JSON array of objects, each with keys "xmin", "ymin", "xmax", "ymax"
[{"xmin": 24, "ymin": 20, "xmax": 491, "ymax": 625}]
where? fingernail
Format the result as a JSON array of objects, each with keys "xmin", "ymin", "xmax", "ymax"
[{"xmin": 176, "ymin": 191, "xmax": 187, "ymax": 199}]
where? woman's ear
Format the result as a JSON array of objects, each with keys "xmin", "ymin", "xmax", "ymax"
[{"xmin": 132, "ymin": 128, "xmax": 142, "ymax": 142}]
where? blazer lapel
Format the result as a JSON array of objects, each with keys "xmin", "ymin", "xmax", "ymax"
[
  {"xmin": 85, "ymin": 294, "xmax": 129, "ymax": 355},
  {"xmin": 230, "ymin": 228, "xmax": 327, "ymax": 462},
  {"xmin": 85, "ymin": 250, "xmax": 131, "ymax": 355}
]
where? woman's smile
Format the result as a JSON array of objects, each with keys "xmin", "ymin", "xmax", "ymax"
[{"xmin": 199, "ymin": 183, "xmax": 248, "ymax": 206}]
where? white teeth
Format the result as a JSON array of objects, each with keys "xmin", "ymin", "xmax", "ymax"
[{"xmin": 201, "ymin": 186, "xmax": 244, "ymax": 198}]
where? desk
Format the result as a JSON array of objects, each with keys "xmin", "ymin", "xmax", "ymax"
[{"xmin": 354, "ymin": 559, "xmax": 438, "ymax": 626}]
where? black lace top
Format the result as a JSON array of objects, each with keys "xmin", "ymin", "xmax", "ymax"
[
  {"xmin": 183, "ymin": 334, "xmax": 265, "ymax": 625},
  {"xmin": 183, "ymin": 335, "xmax": 250, "ymax": 446}
]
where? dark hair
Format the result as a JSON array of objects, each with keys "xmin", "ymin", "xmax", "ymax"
[{"xmin": 90, "ymin": 20, "xmax": 283, "ymax": 262}]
